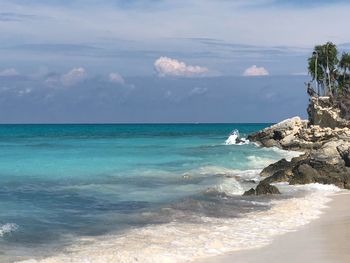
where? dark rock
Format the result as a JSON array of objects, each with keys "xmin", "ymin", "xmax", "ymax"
[
  {"xmin": 255, "ymin": 182, "xmax": 281, "ymax": 195},
  {"xmin": 273, "ymin": 130, "xmax": 284, "ymax": 141},
  {"xmin": 260, "ymin": 158, "xmax": 291, "ymax": 178},
  {"xmin": 262, "ymin": 170, "xmax": 291, "ymax": 184},
  {"xmin": 309, "ymin": 160, "xmax": 350, "ymax": 189},
  {"xmin": 337, "ymin": 145, "xmax": 350, "ymax": 167},
  {"xmin": 290, "ymin": 153, "xmax": 310, "ymax": 164},
  {"xmin": 289, "ymin": 159, "xmax": 350, "ymax": 189},
  {"xmin": 243, "ymin": 188, "xmax": 256, "ymax": 196},
  {"xmin": 290, "ymin": 164, "xmax": 319, "ymax": 185}
]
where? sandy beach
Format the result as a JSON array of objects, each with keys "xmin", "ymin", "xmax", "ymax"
[{"xmin": 198, "ymin": 191, "xmax": 350, "ymax": 263}]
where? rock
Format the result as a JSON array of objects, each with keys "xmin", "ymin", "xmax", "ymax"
[
  {"xmin": 242, "ymin": 182, "xmax": 281, "ymax": 196},
  {"xmin": 308, "ymin": 96, "xmax": 350, "ymax": 128},
  {"xmin": 260, "ymin": 139, "xmax": 279, "ymax": 148},
  {"xmin": 308, "ymin": 160, "xmax": 350, "ymax": 189},
  {"xmin": 256, "ymin": 181, "xmax": 281, "ymax": 195},
  {"xmin": 290, "ymin": 164, "xmax": 319, "ymax": 185},
  {"xmin": 260, "ymin": 158, "xmax": 291, "ymax": 178},
  {"xmin": 243, "ymin": 188, "xmax": 256, "ymax": 196},
  {"xmin": 248, "ymin": 117, "xmax": 308, "ymax": 150},
  {"xmin": 337, "ymin": 144, "xmax": 350, "ymax": 167},
  {"xmin": 262, "ymin": 170, "xmax": 291, "ymax": 184},
  {"xmin": 248, "ymin": 95, "xmax": 350, "ymax": 190},
  {"xmin": 249, "ymin": 97, "xmax": 350, "ymax": 151},
  {"xmin": 289, "ymin": 159, "xmax": 350, "ymax": 189},
  {"xmin": 310, "ymin": 140, "xmax": 348, "ymax": 165}
]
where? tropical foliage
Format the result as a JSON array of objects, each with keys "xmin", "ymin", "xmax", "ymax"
[{"xmin": 308, "ymin": 42, "xmax": 350, "ymax": 97}]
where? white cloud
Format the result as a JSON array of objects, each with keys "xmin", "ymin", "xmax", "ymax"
[
  {"xmin": 243, "ymin": 65, "xmax": 269, "ymax": 77},
  {"xmin": 154, "ymin": 57, "xmax": 209, "ymax": 77},
  {"xmin": 0, "ymin": 68, "xmax": 19, "ymax": 77},
  {"xmin": 109, "ymin": 72, "xmax": 125, "ymax": 84},
  {"xmin": 61, "ymin": 67, "xmax": 87, "ymax": 86}
]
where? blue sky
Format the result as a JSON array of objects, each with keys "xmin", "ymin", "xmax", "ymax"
[{"xmin": 0, "ymin": 0, "xmax": 349, "ymax": 123}]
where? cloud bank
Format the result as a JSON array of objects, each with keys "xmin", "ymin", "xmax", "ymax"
[
  {"xmin": 154, "ymin": 57, "xmax": 209, "ymax": 77},
  {"xmin": 243, "ymin": 65, "xmax": 269, "ymax": 77}
]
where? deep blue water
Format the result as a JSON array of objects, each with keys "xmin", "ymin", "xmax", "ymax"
[{"xmin": 0, "ymin": 123, "xmax": 291, "ymax": 261}]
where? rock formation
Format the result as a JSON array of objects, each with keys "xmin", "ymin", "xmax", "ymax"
[{"xmin": 245, "ymin": 96, "xmax": 350, "ymax": 195}]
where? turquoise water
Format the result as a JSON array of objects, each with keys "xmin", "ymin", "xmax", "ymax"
[{"xmin": 0, "ymin": 123, "xmax": 296, "ymax": 262}]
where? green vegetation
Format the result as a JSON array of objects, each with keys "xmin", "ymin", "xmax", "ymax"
[{"xmin": 308, "ymin": 42, "xmax": 350, "ymax": 97}]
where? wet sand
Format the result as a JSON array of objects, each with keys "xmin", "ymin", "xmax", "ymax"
[{"xmin": 197, "ymin": 191, "xmax": 350, "ymax": 263}]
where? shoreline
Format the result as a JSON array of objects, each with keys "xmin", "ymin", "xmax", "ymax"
[{"xmin": 196, "ymin": 191, "xmax": 350, "ymax": 263}]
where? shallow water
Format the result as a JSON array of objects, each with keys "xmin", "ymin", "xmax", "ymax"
[{"xmin": 0, "ymin": 124, "xmax": 328, "ymax": 262}]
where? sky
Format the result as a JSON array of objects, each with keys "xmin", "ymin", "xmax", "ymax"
[{"xmin": 1, "ymin": 0, "xmax": 350, "ymax": 123}]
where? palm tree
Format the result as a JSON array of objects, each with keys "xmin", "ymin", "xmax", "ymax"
[
  {"xmin": 308, "ymin": 42, "xmax": 338, "ymax": 96},
  {"xmin": 308, "ymin": 52, "xmax": 323, "ymax": 96},
  {"xmin": 339, "ymin": 52, "xmax": 350, "ymax": 83}
]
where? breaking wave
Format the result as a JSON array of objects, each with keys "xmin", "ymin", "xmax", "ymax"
[{"xmin": 225, "ymin": 130, "xmax": 249, "ymax": 145}]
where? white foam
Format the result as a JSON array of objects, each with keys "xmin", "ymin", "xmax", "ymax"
[
  {"xmin": 0, "ymin": 223, "xmax": 18, "ymax": 237},
  {"xmin": 213, "ymin": 178, "xmax": 244, "ymax": 196},
  {"xmin": 24, "ymin": 186, "xmax": 338, "ymax": 263},
  {"xmin": 183, "ymin": 166, "xmax": 261, "ymax": 182},
  {"xmin": 267, "ymin": 147, "xmax": 304, "ymax": 161},
  {"xmin": 246, "ymin": 155, "xmax": 277, "ymax": 168},
  {"xmin": 225, "ymin": 130, "xmax": 249, "ymax": 145},
  {"xmin": 183, "ymin": 165, "xmax": 243, "ymax": 178}
]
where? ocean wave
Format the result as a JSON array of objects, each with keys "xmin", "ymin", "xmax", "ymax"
[
  {"xmin": 20, "ymin": 185, "xmax": 338, "ymax": 263},
  {"xmin": 0, "ymin": 223, "xmax": 18, "ymax": 237},
  {"xmin": 246, "ymin": 155, "xmax": 277, "ymax": 168},
  {"xmin": 205, "ymin": 177, "xmax": 245, "ymax": 196}
]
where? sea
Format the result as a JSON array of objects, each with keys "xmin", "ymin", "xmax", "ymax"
[{"xmin": 0, "ymin": 124, "xmax": 340, "ymax": 263}]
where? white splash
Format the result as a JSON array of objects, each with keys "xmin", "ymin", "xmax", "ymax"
[
  {"xmin": 213, "ymin": 177, "xmax": 244, "ymax": 196},
  {"xmin": 225, "ymin": 130, "xmax": 249, "ymax": 145},
  {"xmin": 0, "ymin": 223, "xmax": 18, "ymax": 237}
]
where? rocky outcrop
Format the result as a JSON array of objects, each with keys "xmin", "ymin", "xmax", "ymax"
[
  {"xmin": 243, "ymin": 181, "xmax": 281, "ymax": 196},
  {"xmin": 245, "ymin": 96, "xmax": 350, "ymax": 192},
  {"xmin": 248, "ymin": 96, "xmax": 350, "ymax": 152},
  {"xmin": 257, "ymin": 139, "xmax": 350, "ymax": 190},
  {"xmin": 308, "ymin": 96, "xmax": 350, "ymax": 128},
  {"xmin": 248, "ymin": 117, "xmax": 308, "ymax": 149}
]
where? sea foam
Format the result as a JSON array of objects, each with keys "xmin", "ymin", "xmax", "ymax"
[
  {"xmin": 20, "ymin": 185, "xmax": 339, "ymax": 263},
  {"xmin": 0, "ymin": 223, "xmax": 18, "ymax": 237}
]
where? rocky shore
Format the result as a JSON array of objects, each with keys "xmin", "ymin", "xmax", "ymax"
[{"xmin": 244, "ymin": 96, "xmax": 350, "ymax": 195}]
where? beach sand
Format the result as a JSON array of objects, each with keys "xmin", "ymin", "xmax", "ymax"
[{"xmin": 197, "ymin": 191, "xmax": 350, "ymax": 263}]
